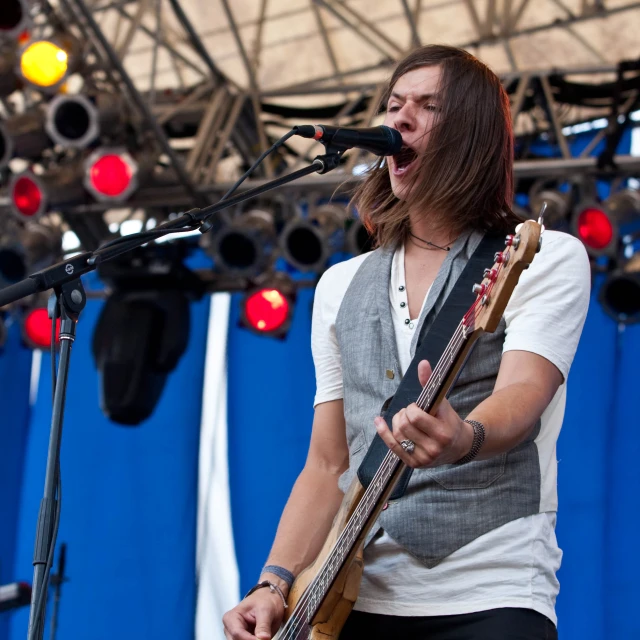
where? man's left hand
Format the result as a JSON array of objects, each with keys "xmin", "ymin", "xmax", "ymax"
[{"xmin": 374, "ymin": 360, "xmax": 473, "ymax": 468}]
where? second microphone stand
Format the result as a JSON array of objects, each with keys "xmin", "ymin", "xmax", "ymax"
[{"xmin": 0, "ymin": 150, "xmax": 344, "ymax": 640}]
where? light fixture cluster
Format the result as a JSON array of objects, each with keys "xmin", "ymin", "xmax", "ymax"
[{"xmin": 525, "ymin": 178, "xmax": 640, "ymax": 323}]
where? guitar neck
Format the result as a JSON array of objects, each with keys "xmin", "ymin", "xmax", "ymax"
[{"xmin": 280, "ymin": 319, "xmax": 477, "ymax": 637}]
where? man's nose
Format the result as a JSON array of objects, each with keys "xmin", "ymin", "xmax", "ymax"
[{"xmin": 392, "ymin": 104, "xmax": 416, "ymax": 134}]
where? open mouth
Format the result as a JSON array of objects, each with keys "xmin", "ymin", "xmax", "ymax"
[{"xmin": 392, "ymin": 145, "xmax": 418, "ymax": 176}]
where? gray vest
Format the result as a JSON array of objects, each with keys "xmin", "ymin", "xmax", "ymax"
[{"xmin": 335, "ymin": 230, "xmax": 541, "ymax": 568}]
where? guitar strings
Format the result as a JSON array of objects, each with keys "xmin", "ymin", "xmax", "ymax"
[{"xmin": 278, "ymin": 247, "xmax": 513, "ymax": 639}]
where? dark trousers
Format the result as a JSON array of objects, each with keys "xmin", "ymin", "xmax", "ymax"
[{"xmin": 339, "ymin": 608, "xmax": 558, "ymax": 640}]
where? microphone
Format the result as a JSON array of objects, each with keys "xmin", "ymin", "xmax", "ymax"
[{"xmin": 294, "ymin": 124, "xmax": 403, "ymax": 156}]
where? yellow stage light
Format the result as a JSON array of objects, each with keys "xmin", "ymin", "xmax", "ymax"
[{"xmin": 20, "ymin": 40, "xmax": 69, "ymax": 88}]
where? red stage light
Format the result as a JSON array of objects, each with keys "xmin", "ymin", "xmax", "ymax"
[
  {"xmin": 244, "ymin": 288, "xmax": 290, "ymax": 334},
  {"xmin": 11, "ymin": 174, "xmax": 43, "ymax": 218},
  {"xmin": 89, "ymin": 154, "xmax": 132, "ymax": 197},
  {"xmin": 24, "ymin": 308, "xmax": 60, "ymax": 350},
  {"xmin": 576, "ymin": 207, "xmax": 614, "ymax": 250},
  {"xmin": 84, "ymin": 148, "xmax": 138, "ymax": 201}
]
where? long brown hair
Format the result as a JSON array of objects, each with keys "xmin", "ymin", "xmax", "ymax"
[{"xmin": 353, "ymin": 45, "xmax": 521, "ymax": 248}]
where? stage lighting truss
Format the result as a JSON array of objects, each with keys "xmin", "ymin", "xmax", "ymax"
[
  {"xmin": 239, "ymin": 272, "xmax": 296, "ymax": 338},
  {"xmin": 280, "ymin": 203, "xmax": 347, "ymax": 272},
  {"xmin": 206, "ymin": 208, "xmax": 276, "ymax": 278}
]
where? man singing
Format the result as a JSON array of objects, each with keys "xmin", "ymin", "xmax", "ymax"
[{"xmin": 223, "ymin": 44, "xmax": 590, "ymax": 640}]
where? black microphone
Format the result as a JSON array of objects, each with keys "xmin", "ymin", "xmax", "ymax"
[{"xmin": 294, "ymin": 124, "xmax": 403, "ymax": 156}]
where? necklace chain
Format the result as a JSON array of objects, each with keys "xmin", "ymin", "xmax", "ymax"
[{"xmin": 408, "ymin": 230, "xmax": 451, "ymax": 252}]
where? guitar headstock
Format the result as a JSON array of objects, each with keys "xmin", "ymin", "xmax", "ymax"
[{"xmin": 464, "ymin": 219, "xmax": 542, "ymax": 335}]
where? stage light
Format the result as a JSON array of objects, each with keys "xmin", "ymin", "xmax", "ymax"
[
  {"xmin": 240, "ymin": 274, "xmax": 295, "ymax": 338},
  {"xmin": 9, "ymin": 172, "xmax": 45, "ymax": 219},
  {"xmin": 599, "ymin": 253, "xmax": 640, "ymax": 324},
  {"xmin": 606, "ymin": 187, "xmax": 640, "ymax": 225},
  {"xmin": 92, "ymin": 289, "xmax": 191, "ymax": 425},
  {"xmin": 46, "ymin": 94, "xmax": 99, "ymax": 149},
  {"xmin": 207, "ymin": 208, "xmax": 275, "ymax": 277},
  {"xmin": 84, "ymin": 148, "xmax": 139, "ymax": 202},
  {"xmin": 280, "ymin": 203, "xmax": 345, "ymax": 272},
  {"xmin": 23, "ymin": 307, "xmax": 60, "ymax": 350},
  {"xmin": 9, "ymin": 166, "xmax": 86, "ymax": 220},
  {"xmin": 19, "ymin": 40, "xmax": 69, "ymax": 89},
  {"xmin": 572, "ymin": 201, "xmax": 616, "ymax": 256},
  {"xmin": 0, "ymin": 0, "xmax": 30, "ymax": 40}
]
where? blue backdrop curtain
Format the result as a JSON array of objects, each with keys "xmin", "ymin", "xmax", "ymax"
[
  {"xmin": 3, "ymin": 294, "xmax": 210, "ymax": 640},
  {"xmin": 0, "ymin": 316, "xmax": 34, "ymax": 640}
]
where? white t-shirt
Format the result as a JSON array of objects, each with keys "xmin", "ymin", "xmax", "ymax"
[{"xmin": 311, "ymin": 229, "xmax": 591, "ymax": 625}]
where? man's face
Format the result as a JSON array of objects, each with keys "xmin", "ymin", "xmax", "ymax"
[{"xmin": 383, "ymin": 65, "xmax": 443, "ymax": 201}]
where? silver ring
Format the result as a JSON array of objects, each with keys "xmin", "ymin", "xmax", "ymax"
[{"xmin": 400, "ymin": 439, "xmax": 415, "ymax": 454}]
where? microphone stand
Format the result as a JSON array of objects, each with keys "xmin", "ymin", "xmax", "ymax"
[
  {"xmin": 0, "ymin": 150, "xmax": 344, "ymax": 640},
  {"xmin": 48, "ymin": 544, "xmax": 67, "ymax": 640}
]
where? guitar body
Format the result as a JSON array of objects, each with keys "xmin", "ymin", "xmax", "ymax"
[{"xmin": 283, "ymin": 478, "xmax": 365, "ymax": 640}]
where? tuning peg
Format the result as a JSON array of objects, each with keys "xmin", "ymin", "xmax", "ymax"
[
  {"xmin": 494, "ymin": 251, "xmax": 506, "ymax": 264},
  {"xmin": 472, "ymin": 283, "xmax": 487, "ymax": 296},
  {"xmin": 483, "ymin": 268, "xmax": 498, "ymax": 281},
  {"xmin": 505, "ymin": 234, "xmax": 520, "ymax": 249}
]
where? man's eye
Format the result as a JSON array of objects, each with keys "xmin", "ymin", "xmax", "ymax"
[
  {"xmin": 424, "ymin": 103, "xmax": 439, "ymax": 112},
  {"xmin": 387, "ymin": 105, "xmax": 400, "ymax": 112}
]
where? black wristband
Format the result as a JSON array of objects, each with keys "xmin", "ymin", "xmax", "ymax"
[{"xmin": 455, "ymin": 419, "xmax": 485, "ymax": 464}]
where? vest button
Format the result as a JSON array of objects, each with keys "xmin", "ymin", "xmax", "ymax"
[
  {"xmin": 386, "ymin": 369, "xmax": 394, "ymax": 379},
  {"xmin": 400, "ymin": 302, "xmax": 406, "ymax": 308},
  {"xmin": 399, "ymin": 285, "xmax": 405, "ymax": 291},
  {"xmin": 404, "ymin": 318, "xmax": 410, "ymax": 325}
]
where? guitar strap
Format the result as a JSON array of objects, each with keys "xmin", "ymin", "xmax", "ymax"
[{"xmin": 357, "ymin": 232, "xmax": 505, "ymax": 500}]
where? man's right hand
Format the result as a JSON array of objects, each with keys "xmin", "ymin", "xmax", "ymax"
[{"xmin": 223, "ymin": 587, "xmax": 285, "ymax": 640}]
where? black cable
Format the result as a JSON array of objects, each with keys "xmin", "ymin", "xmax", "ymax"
[{"xmin": 219, "ymin": 129, "xmax": 298, "ymax": 202}]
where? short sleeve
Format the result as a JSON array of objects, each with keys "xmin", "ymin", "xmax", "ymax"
[
  {"xmin": 311, "ymin": 253, "xmax": 371, "ymax": 407},
  {"xmin": 502, "ymin": 230, "xmax": 591, "ymax": 380}
]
